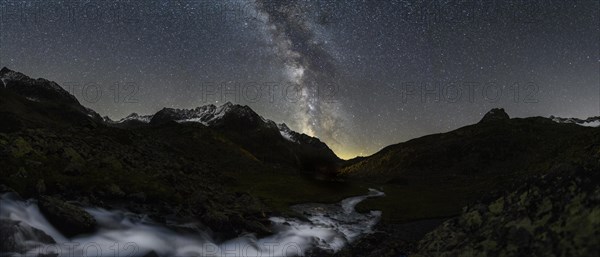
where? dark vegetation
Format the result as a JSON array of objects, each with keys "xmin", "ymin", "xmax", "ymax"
[{"xmin": 343, "ymin": 108, "xmax": 600, "ymax": 223}]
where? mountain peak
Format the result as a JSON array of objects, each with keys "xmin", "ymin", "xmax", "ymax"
[
  {"xmin": 0, "ymin": 68, "xmax": 102, "ymax": 128},
  {"xmin": 480, "ymin": 108, "xmax": 509, "ymax": 123},
  {"xmin": 149, "ymin": 102, "xmax": 251, "ymax": 126},
  {"xmin": 0, "ymin": 67, "xmax": 25, "ymax": 80},
  {"xmin": 0, "ymin": 67, "xmax": 12, "ymax": 75},
  {"xmin": 278, "ymin": 123, "xmax": 291, "ymax": 131},
  {"xmin": 0, "ymin": 67, "xmax": 80, "ymax": 105},
  {"xmin": 277, "ymin": 123, "xmax": 297, "ymax": 143}
]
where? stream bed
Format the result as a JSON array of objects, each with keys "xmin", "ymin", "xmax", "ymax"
[{"xmin": 0, "ymin": 189, "xmax": 384, "ymax": 257}]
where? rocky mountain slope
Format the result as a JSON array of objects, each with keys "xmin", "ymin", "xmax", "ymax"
[
  {"xmin": 341, "ymin": 108, "xmax": 600, "ymax": 226},
  {"xmin": 0, "ymin": 67, "xmax": 102, "ymax": 131},
  {"xmin": 110, "ymin": 102, "xmax": 340, "ymax": 175},
  {"xmin": 1, "ymin": 67, "xmax": 339, "ymax": 176},
  {"xmin": 332, "ymin": 108, "xmax": 600, "ymax": 256},
  {"xmin": 414, "ymin": 165, "xmax": 599, "ymax": 257},
  {"xmin": 317, "ymin": 163, "xmax": 600, "ymax": 257}
]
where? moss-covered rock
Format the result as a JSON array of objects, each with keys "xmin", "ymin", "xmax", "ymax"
[
  {"xmin": 62, "ymin": 147, "xmax": 84, "ymax": 163},
  {"xmin": 105, "ymin": 183, "xmax": 125, "ymax": 198},
  {"xmin": 489, "ymin": 197, "xmax": 505, "ymax": 214},
  {"xmin": 414, "ymin": 168, "xmax": 600, "ymax": 257},
  {"xmin": 11, "ymin": 137, "xmax": 32, "ymax": 158}
]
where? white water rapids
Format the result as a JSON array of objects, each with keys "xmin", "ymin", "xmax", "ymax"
[{"xmin": 0, "ymin": 189, "xmax": 384, "ymax": 257}]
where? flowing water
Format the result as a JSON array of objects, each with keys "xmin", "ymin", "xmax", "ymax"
[{"xmin": 0, "ymin": 189, "xmax": 384, "ymax": 257}]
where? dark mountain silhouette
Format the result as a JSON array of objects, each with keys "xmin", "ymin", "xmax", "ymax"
[
  {"xmin": 0, "ymin": 67, "xmax": 102, "ymax": 132},
  {"xmin": 341, "ymin": 108, "xmax": 599, "ymax": 182}
]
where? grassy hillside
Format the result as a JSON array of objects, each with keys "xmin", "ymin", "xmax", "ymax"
[{"xmin": 341, "ymin": 110, "xmax": 600, "ymax": 223}]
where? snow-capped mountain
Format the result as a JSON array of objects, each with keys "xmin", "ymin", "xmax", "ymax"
[
  {"xmin": 550, "ymin": 115, "xmax": 600, "ymax": 127},
  {"xmin": 277, "ymin": 123, "xmax": 298, "ymax": 143},
  {"xmin": 113, "ymin": 102, "xmax": 253, "ymax": 125},
  {"xmin": 120, "ymin": 113, "xmax": 154, "ymax": 123},
  {"xmin": 113, "ymin": 102, "xmax": 310, "ymax": 144},
  {"xmin": 109, "ymin": 102, "xmax": 341, "ymax": 169},
  {"xmin": 150, "ymin": 102, "xmax": 264, "ymax": 127}
]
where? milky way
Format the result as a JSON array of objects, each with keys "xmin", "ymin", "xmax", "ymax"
[
  {"xmin": 253, "ymin": 0, "xmax": 346, "ymax": 147},
  {"xmin": 1, "ymin": 0, "xmax": 598, "ymax": 158}
]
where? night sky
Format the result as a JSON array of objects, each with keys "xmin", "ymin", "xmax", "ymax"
[{"xmin": 1, "ymin": 0, "xmax": 598, "ymax": 159}]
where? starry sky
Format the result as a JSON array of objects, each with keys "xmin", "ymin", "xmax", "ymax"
[{"xmin": 1, "ymin": 0, "xmax": 598, "ymax": 159}]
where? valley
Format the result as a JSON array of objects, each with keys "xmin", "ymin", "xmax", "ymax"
[{"xmin": 1, "ymin": 68, "xmax": 598, "ymax": 256}]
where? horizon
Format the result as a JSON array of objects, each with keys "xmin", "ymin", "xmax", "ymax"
[{"xmin": 1, "ymin": 65, "xmax": 598, "ymax": 159}]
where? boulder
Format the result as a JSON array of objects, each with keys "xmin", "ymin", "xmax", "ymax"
[
  {"xmin": 37, "ymin": 196, "xmax": 96, "ymax": 237},
  {"xmin": 0, "ymin": 219, "xmax": 55, "ymax": 253}
]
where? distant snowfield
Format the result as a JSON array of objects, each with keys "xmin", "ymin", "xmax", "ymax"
[{"xmin": 550, "ymin": 115, "xmax": 600, "ymax": 127}]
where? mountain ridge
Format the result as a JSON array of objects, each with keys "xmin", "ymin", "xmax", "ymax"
[
  {"xmin": 0, "ymin": 67, "xmax": 340, "ymax": 174},
  {"xmin": 108, "ymin": 102, "xmax": 318, "ymax": 145},
  {"xmin": 550, "ymin": 115, "xmax": 600, "ymax": 127},
  {"xmin": 342, "ymin": 108, "xmax": 600, "ymax": 180}
]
